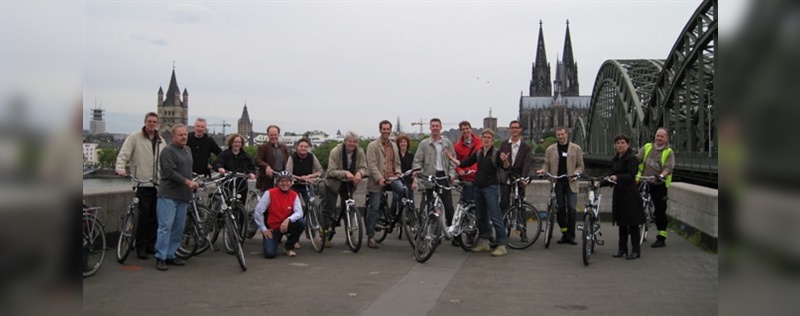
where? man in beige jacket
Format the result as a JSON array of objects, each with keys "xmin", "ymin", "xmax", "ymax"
[
  {"xmin": 537, "ymin": 127, "xmax": 584, "ymax": 245},
  {"xmin": 365, "ymin": 120, "xmax": 403, "ymax": 249}
]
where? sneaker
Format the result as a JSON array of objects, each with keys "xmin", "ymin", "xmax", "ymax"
[
  {"xmin": 294, "ymin": 242, "xmax": 301, "ymax": 249},
  {"xmin": 165, "ymin": 258, "xmax": 186, "ymax": 266},
  {"xmin": 137, "ymin": 249, "xmax": 149, "ymax": 260},
  {"xmin": 471, "ymin": 240, "xmax": 491, "ymax": 253},
  {"xmin": 367, "ymin": 238, "xmax": 379, "ymax": 249},
  {"xmin": 156, "ymin": 259, "xmax": 168, "ymax": 271},
  {"xmin": 285, "ymin": 249, "xmax": 297, "ymax": 257},
  {"xmin": 651, "ymin": 239, "xmax": 666, "ymax": 248},
  {"xmin": 491, "ymin": 245, "xmax": 508, "ymax": 257}
]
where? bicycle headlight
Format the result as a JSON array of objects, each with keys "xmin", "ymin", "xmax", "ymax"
[{"xmin": 132, "ymin": 197, "xmax": 139, "ymax": 204}]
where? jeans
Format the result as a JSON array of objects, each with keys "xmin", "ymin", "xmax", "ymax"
[
  {"xmin": 262, "ymin": 218, "xmax": 306, "ymax": 258},
  {"xmin": 155, "ymin": 197, "xmax": 188, "ymax": 261},
  {"xmin": 474, "ymin": 184, "xmax": 507, "ymax": 245},
  {"xmin": 555, "ymin": 180, "xmax": 578, "ymax": 239},
  {"xmin": 366, "ymin": 180, "xmax": 405, "ymax": 238}
]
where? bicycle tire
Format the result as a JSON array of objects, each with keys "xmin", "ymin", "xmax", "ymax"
[
  {"xmin": 176, "ymin": 217, "xmax": 199, "ymax": 259},
  {"xmin": 115, "ymin": 207, "xmax": 136, "ymax": 264},
  {"xmin": 207, "ymin": 195, "xmax": 223, "ymax": 244},
  {"xmin": 582, "ymin": 214, "xmax": 592, "ymax": 266},
  {"xmin": 639, "ymin": 201, "xmax": 653, "ymax": 245},
  {"xmin": 504, "ymin": 203, "xmax": 541, "ymax": 250},
  {"xmin": 459, "ymin": 205, "xmax": 478, "ymax": 251},
  {"xmin": 306, "ymin": 203, "xmax": 325, "ymax": 253},
  {"xmin": 374, "ymin": 206, "xmax": 389, "ymax": 243},
  {"xmin": 223, "ymin": 204, "xmax": 247, "ymax": 254},
  {"xmin": 244, "ymin": 190, "xmax": 260, "ymax": 239},
  {"xmin": 224, "ymin": 213, "xmax": 247, "ymax": 271},
  {"xmin": 83, "ymin": 216, "xmax": 106, "ymax": 278},
  {"xmin": 344, "ymin": 206, "xmax": 363, "ymax": 253},
  {"xmin": 544, "ymin": 202, "xmax": 556, "ymax": 249},
  {"xmin": 401, "ymin": 204, "xmax": 420, "ymax": 249},
  {"xmin": 413, "ymin": 215, "xmax": 440, "ymax": 263},
  {"xmin": 194, "ymin": 205, "xmax": 214, "ymax": 255}
]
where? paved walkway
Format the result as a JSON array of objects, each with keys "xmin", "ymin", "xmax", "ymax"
[{"xmin": 84, "ymin": 221, "xmax": 717, "ymax": 315}]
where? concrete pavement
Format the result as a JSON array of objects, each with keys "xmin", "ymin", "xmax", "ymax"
[{"xmin": 83, "ymin": 220, "xmax": 717, "ymax": 315}]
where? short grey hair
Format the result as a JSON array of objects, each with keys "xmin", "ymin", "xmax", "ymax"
[
  {"xmin": 172, "ymin": 123, "xmax": 187, "ymax": 134},
  {"xmin": 344, "ymin": 131, "xmax": 359, "ymax": 141},
  {"xmin": 195, "ymin": 117, "xmax": 207, "ymax": 123}
]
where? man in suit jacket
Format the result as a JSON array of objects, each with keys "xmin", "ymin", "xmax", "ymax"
[
  {"xmin": 255, "ymin": 125, "xmax": 290, "ymax": 194},
  {"xmin": 498, "ymin": 120, "xmax": 533, "ymax": 212},
  {"xmin": 537, "ymin": 126, "xmax": 585, "ymax": 245}
]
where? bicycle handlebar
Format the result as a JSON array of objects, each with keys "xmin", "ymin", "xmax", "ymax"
[
  {"xmin": 538, "ymin": 172, "xmax": 580, "ymax": 180},
  {"xmin": 637, "ymin": 175, "xmax": 665, "ymax": 183},
  {"xmin": 416, "ymin": 172, "xmax": 453, "ymax": 191}
]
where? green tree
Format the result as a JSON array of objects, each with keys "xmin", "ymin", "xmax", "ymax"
[
  {"xmin": 243, "ymin": 145, "xmax": 258, "ymax": 159},
  {"xmin": 98, "ymin": 147, "xmax": 119, "ymax": 168},
  {"xmin": 536, "ymin": 136, "xmax": 557, "ymax": 154},
  {"xmin": 312, "ymin": 141, "xmax": 340, "ymax": 169}
]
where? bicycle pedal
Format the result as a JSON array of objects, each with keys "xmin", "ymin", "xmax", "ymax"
[
  {"xmin": 596, "ymin": 240, "xmax": 605, "ymax": 246},
  {"xmin": 577, "ymin": 224, "xmax": 584, "ymax": 231}
]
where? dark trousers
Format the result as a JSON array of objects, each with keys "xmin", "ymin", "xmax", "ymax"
[
  {"xmin": 323, "ymin": 184, "xmax": 352, "ymax": 238},
  {"xmin": 262, "ymin": 219, "xmax": 306, "ymax": 258},
  {"xmin": 500, "ymin": 183, "xmax": 526, "ymax": 211},
  {"xmin": 618, "ymin": 225, "xmax": 641, "ymax": 253},
  {"xmin": 555, "ymin": 181, "xmax": 577, "ymax": 239},
  {"xmin": 651, "ymin": 184, "xmax": 669, "ymax": 240},
  {"xmin": 135, "ymin": 187, "xmax": 158, "ymax": 252},
  {"xmin": 424, "ymin": 171, "xmax": 454, "ymax": 225}
]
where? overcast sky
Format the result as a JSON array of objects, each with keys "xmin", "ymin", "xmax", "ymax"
[{"xmin": 83, "ymin": 0, "xmax": 710, "ymax": 138}]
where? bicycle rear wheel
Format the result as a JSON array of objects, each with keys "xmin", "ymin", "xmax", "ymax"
[
  {"xmin": 544, "ymin": 202, "xmax": 556, "ymax": 249},
  {"xmin": 224, "ymin": 213, "xmax": 247, "ymax": 271},
  {"xmin": 505, "ymin": 203, "xmax": 541, "ymax": 250},
  {"xmin": 193, "ymin": 205, "xmax": 214, "ymax": 255},
  {"xmin": 83, "ymin": 216, "xmax": 106, "ymax": 278},
  {"xmin": 414, "ymin": 215, "xmax": 440, "ymax": 263},
  {"xmin": 306, "ymin": 204, "xmax": 325, "ymax": 253},
  {"xmin": 244, "ymin": 190, "xmax": 260, "ymax": 239},
  {"xmin": 582, "ymin": 214, "xmax": 593, "ymax": 266},
  {"xmin": 176, "ymin": 218, "xmax": 199, "ymax": 259},
  {"xmin": 115, "ymin": 207, "xmax": 136, "ymax": 264},
  {"xmin": 344, "ymin": 206, "xmax": 363, "ymax": 253}
]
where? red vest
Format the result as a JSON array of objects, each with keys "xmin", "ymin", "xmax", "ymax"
[{"xmin": 266, "ymin": 188, "xmax": 298, "ymax": 229}]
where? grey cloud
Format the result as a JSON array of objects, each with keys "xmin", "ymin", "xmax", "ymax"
[
  {"xmin": 166, "ymin": 4, "xmax": 214, "ymax": 24},
  {"xmin": 131, "ymin": 33, "xmax": 167, "ymax": 46}
]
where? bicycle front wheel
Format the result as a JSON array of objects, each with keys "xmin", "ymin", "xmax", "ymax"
[
  {"xmin": 223, "ymin": 203, "xmax": 247, "ymax": 254},
  {"xmin": 504, "ymin": 203, "xmax": 541, "ymax": 250},
  {"xmin": 83, "ymin": 216, "xmax": 106, "ymax": 278},
  {"xmin": 344, "ymin": 206, "xmax": 363, "ymax": 253},
  {"xmin": 115, "ymin": 207, "xmax": 136, "ymax": 264},
  {"xmin": 459, "ymin": 206, "xmax": 479, "ymax": 252},
  {"xmin": 414, "ymin": 215, "xmax": 440, "ymax": 263},
  {"xmin": 639, "ymin": 201, "xmax": 653, "ymax": 245},
  {"xmin": 306, "ymin": 204, "xmax": 325, "ymax": 253},
  {"xmin": 401, "ymin": 204, "xmax": 420, "ymax": 249},
  {"xmin": 176, "ymin": 218, "xmax": 199, "ymax": 259},
  {"xmin": 582, "ymin": 214, "xmax": 593, "ymax": 266},
  {"xmin": 224, "ymin": 213, "xmax": 247, "ymax": 271},
  {"xmin": 544, "ymin": 202, "xmax": 556, "ymax": 249},
  {"xmin": 194, "ymin": 205, "xmax": 214, "ymax": 255},
  {"xmin": 374, "ymin": 207, "xmax": 389, "ymax": 243}
]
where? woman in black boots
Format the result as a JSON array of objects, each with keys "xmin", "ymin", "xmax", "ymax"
[{"xmin": 601, "ymin": 134, "xmax": 645, "ymax": 260}]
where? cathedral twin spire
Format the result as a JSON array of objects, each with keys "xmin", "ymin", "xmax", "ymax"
[{"xmin": 529, "ymin": 20, "xmax": 579, "ymax": 97}]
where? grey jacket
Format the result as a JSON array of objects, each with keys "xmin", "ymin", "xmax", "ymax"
[
  {"xmin": 158, "ymin": 143, "xmax": 193, "ymax": 202},
  {"xmin": 412, "ymin": 137, "xmax": 456, "ymax": 188},
  {"xmin": 325, "ymin": 143, "xmax": 368, "ymax": 193}
]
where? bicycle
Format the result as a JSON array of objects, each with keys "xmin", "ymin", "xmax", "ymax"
[
  {"xmin": 204, "ymin": 172, "xmax": 248, "ymax": 271},
  {"xmin": 637, "ymin": 175, "xmax": 661, "ymax": 246},
  {"xmin": 447, "ymin": 177, "xmax": 479, "ymax": 252},
  {"xmin": 115, "ymin": 176, "xmax": 154, "ymax": 264},
  {"xmin": 243, "ymin": 187, "xmax": 261, "ymax": 239},
  {"xmin": 333, "ymin": 181, "xmax": 364, "ymax": 253},
  {"xmin": 206, "ymin": 173, "xmax": 249, "ymax": 255},
  {"xmin": 502, "ymin": 176, "xmax": 542, "ymax": 250},
  {"xmin": 294, "ymin": 176, "xmax": 326, "ymax": 253},
  {"xmin": 577, "ymin": 175, "xmax": 612, "ymax": 266},
  {"xmin": 83, "ymin": 203, "xmax": 106, "ymax": 278},
  {"xmin": 176, "ymin": 175, "xmax": 216, "ymax": 259},
  {"xmin": 372, "ymin": 169, "xmax": 415, "ymax": 245},
  {"xmin": 412, "ymin": 172, "xmax": 453, "ymax": 263},
  {"xmin": 539, "ymin": 172, "xmax": 581, "ymax": 249}
]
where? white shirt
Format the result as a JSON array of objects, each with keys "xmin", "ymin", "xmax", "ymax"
[
  {"xmin": 509, "ymin": 139, "xmax": 520, "ymax": 166},
  {"xmin": 433, "ymin": 140, "xmax": 444, "ymax": 171}
]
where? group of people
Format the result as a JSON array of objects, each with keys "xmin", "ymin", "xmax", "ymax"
[{"xmin": 115, "ymin": 112, "xmax": 675, "ymax": 269}]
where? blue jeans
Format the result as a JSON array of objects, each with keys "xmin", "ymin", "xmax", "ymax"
[
  {"xmin": 262, "ymin": 218, "xmax": 306, "ymax": 259},
  {"xmin": 366, "ymin": 180, "xmax": 405, "ymax": 238},
  {"xmin": 555, "ymin": 180, "xmax": 578, "ymax": 239},
  {"xmin": 474, "ymin": 184, "xmax": 507, "ymax": 245},
  {"xmin": 155, "ymin": 197, "xmax": 188, "ymax": 261}
]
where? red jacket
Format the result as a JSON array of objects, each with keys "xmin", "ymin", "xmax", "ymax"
[
  {"xmin": 265, "ymin": 188, "xmax": 298, "ymax": 229},
  {"xmin": 453, "ymin": 133, "xmax": 481, "ymax": 182}
]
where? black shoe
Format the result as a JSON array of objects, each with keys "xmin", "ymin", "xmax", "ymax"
[
  {"xmin": 556, "ymin": 236, "xmax": 568, "ymax": 244},
  {"xmin": 166, "ymin": 258, "xmax": 186, "ymax": 266},
  {"xmin": 146, "ymin": 246, "xmax": 156, "ymax": 254},
  {"xmin": 156, "ymin": 260, "xmax": 168, "ymax": 271},
  {"xmin": 451, "ymin": 239, "xmax": 463, "ymax": 247},
  {"xmin": 612, "ymin": 250, "xmax": 628, "ymax": 258},
  {"xmin": 651, "ymin": 240, "xmax": 666, "ymax": 248},
  {"xmin": 137, "ymin": 249, "xmax": 149, "ymax": 260},
  {"xmin": 558, "ymin": 236, "xmax": 577, "ymax": 245},
  {"xmin": 626, "ymin": 251, "xmax": 640, "ymax": 260}
]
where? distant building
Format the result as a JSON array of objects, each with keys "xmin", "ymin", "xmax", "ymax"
[
  {"xmin": 238, "ymin": 103, "xmax": 254, "ymax": 146},
  {"xmin": 83, "ymin": 143, "xmax": 99, "ymax": 166},
  {"xmin": 157, "ymin": 67, "xmax": 189, "ymax": 136},
  {"xmin": 89, "ymin": 106, "xmax": 105, "ymax": 134},
  {"xmin": 519, "ymin": 20, "xmax": 590, "ymax": 141}
]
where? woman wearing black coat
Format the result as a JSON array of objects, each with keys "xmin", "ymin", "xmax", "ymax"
[{"xmin": 601, "ymin": 134, "xmax": 645, "ymax": 260}]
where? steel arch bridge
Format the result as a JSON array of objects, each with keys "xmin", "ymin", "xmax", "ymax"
[{"xmin": 577, "ymin": 0, "xmax": 717, "ymax": 185}]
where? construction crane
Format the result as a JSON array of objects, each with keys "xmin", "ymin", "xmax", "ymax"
[
  {"xmin": 208, "ymin": 120, "xmax": 231, "ymax": 136},
  {"xmin": 410, "ymin": 118, "xmax": 458, "ymax": 133}
]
